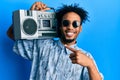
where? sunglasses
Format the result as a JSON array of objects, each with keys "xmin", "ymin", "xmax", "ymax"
[{"xmin": 62, "ymin": 20, "xmax": 81, "ymax": 28}]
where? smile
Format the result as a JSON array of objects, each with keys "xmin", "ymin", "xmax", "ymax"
[{"xmin": 66, "ymin": 32, "xmax": 74, "ymax": 37}]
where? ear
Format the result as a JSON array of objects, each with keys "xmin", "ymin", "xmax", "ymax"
[{"xmin": 79, "ymin": 25, "xmax": 82, "ymax": 32}]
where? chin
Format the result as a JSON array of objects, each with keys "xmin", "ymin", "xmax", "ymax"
[{"xmin": 63, "ymin": 38, "xmax": 75, "ymax": 43}]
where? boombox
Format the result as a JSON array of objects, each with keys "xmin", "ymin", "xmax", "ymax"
[{"xmin": 13, "ymin": 9, "xmax": 57, "ymax": 40}]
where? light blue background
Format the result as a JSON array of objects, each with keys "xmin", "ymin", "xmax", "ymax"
[{"xmin": 0, "ymin": 0, "xmax": 119, "ymax": 80}]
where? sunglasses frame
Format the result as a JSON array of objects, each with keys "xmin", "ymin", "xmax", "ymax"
[{"xmin": 62, "ymin": 20, "xmax": 81, "ymax": 28}]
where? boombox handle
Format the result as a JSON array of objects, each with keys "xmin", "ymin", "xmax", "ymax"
[{"xmin": 48, "ymin": 7, "xmax": 56, "ymax": 13}]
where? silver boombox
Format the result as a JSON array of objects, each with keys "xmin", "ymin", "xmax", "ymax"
[{"xmin": 13, "ymin": 9, "xmax": 57, "ymax": 40}]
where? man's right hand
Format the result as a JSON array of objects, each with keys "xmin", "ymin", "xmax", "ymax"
[{"xmin": 30, "ymin": 2, "xmax": 51, "ymax": 11}]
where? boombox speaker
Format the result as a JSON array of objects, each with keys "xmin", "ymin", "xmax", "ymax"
[{"xmin": 13, "ymin": 9, "xmax": 57, "ymax": 40}]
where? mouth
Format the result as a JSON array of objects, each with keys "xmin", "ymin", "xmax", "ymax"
[{"xmin": 66, "ymin": 32, "xmax": 75, "ymax": 37}]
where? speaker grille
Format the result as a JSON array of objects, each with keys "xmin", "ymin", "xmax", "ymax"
[{"xmin": 23, "ymin": 18, "xmax": 37, "ymax": 35}]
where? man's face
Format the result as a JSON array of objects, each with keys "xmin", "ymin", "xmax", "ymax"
[{"xmin": 60, "ymin": 12, "xmax": 82, "ymax": 44}]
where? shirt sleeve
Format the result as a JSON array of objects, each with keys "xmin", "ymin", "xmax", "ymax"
[
  {"xmin": 81, "ymin": 52, "xmax": 104, "ymax": 80},
  {"xmin": 81, "ymin": 67, "xmax": 89, "ymax": 80},
  {"xmin": 13, "ymin": 39, "xmax": 36, "ymax": 60}
]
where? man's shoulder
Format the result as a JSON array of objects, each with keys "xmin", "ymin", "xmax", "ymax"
[
  {"xmin": 35, "ymin": 38, "xmax": 59, "ymax": 46},
  {"xmin": 75, "ymin": 46, "xmax": 92, "ymax": 57},
  {"xmin": 75, "ymin": 46, "xmax": 87, "ymax": 53},
  {"xmin": 15, "ymin": 38, "xmax": 56, "ymax": 45}
]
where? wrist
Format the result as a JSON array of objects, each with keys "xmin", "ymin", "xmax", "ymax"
[
  {"xmin": 87, "ymin": 58, "xmax": 95, "ymax": 69},
  {"xmin": 87, "ymin": 59, "xmax": 102, "ymax": 80}
]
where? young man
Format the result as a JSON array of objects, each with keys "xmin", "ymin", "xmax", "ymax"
[{"xmin": 7, "ymin": 2, "xmax": 103, "ymax": 80}]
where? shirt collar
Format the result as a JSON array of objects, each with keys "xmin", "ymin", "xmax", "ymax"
[{"xmin": 55, "ymin": 38, "xmax": 78, "ymax": 54}]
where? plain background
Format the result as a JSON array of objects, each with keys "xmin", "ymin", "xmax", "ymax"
[{"xmin": 0, "ymin": 0, "xmax": 120, "ymax": 80}]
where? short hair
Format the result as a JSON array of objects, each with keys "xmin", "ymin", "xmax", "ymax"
[{"xmin": 55, "ymin": 3, "xmax": 89, "ymax": 37}]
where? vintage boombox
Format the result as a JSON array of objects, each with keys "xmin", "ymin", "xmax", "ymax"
[{"xmin": 13, "ymin": 9, "xmax": 57, "ymax": 40}]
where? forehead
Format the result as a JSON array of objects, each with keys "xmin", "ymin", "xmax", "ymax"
[{"xmin": 62, "ymin": 12, "xmax": 81, "ymax": 21}]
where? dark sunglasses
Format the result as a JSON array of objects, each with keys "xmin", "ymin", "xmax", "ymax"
[{"xmin": 62, "ymin": 20, "xmax": 81, "ymax": 28}]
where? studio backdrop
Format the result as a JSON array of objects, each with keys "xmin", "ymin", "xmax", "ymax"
[{"xmin": 0, "ymin": 0, "xmax": 120, "ymax": 80}]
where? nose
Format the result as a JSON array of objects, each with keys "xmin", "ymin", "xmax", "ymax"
[{"xmin": 67, "ymin": 23, "xmax": 74, "ymax": 29}]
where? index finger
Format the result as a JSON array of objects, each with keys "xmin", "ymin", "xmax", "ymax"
[{"xmin": 65, "ymin": 45, "xmax": 77, "ymax": 52}]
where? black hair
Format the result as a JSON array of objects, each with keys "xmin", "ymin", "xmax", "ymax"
[{"xmin": 55, "ymin": 3, "xmax": 89, "ymax": 37}]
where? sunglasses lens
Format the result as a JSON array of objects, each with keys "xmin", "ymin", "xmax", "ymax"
[
  {"xmin": 72, "ymin": 21, "xmax": 80, "ymax": 28},
  {"xmin": 62, "ymin": 20, "xmax": 80, "ymax": 28},
  {"xmin": 62, "ymin": 20, "xmax": 69, "ymax": 26}
]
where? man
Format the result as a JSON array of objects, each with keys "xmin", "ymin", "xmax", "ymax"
[{"xmin": 7, "ymin": 2, "xmax": 103, "ymax": 80}]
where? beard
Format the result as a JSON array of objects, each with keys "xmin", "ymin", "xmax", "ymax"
[
  {"xmin": 60, "ymin": 36, "xmax": 75, "ymax": 43},
  {"xmin": 64, "ymin": 39, "xmax": 75, "ymax": 43}
]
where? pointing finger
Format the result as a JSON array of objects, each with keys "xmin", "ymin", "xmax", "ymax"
[{"xmin": 65, "ymin": 45, "xmax": 77, "ymax": 53}]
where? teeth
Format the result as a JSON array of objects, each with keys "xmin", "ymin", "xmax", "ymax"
[{"xmin": 67, "ymin": 32, "xmax": 74, "ymax": 36}]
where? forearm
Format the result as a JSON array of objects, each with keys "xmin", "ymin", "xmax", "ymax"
[
  {"xmin": 7, "ymin": 25, "xmax": 14, "ymax": 40},
  {"xmin": 87, "ymin": 59, "xmax": 102, "ymax": 80}
]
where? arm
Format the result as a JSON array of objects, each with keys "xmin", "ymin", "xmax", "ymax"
[
  {"xmin": 65, "ymin": 45, "xmax": 102, "ymax": 80},
  {"xmin": 7, "ymin": 24, "xmax": 14, "ymax": 40},
  {"xmin": 87, "ymin": 58, "xmax": 102, "ymax": 80}
]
